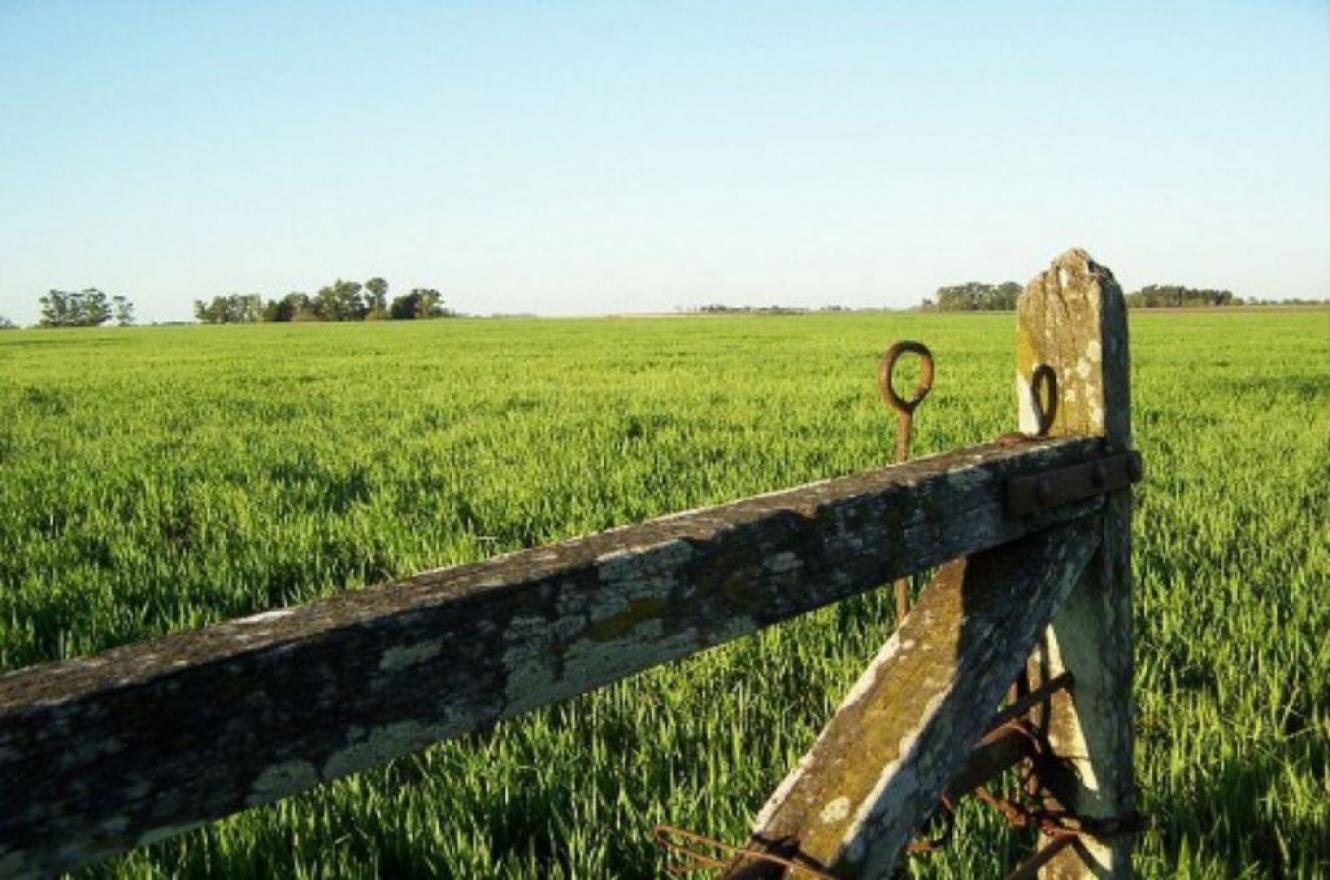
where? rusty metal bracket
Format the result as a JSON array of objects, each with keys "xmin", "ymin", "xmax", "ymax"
[{"xmin": 1005, "ymin": 451, "xmax": 1143, "ymax": 517}]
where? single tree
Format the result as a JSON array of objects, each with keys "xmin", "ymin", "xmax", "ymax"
[
  {"xmin": 314, "ymin": 279, "xmax": 366, "ymax": 321},
  {"xmin": 262, "ymin": 292, "xmax": 311, "ymax": 322},
  {"xmin": 82, "ymin": 289, "xmax": 113, "ymax": 325},
  {"xmin": 416, "ymin": 288, "xmax": 444, "ymax": 319},
  {"xmin": 389, "ymin": 288, "xmax": 448, "ymax": 319},
  {"xmin": 195, "ymin": 296, "xmax": 222, "ymax": 323},
  {"xmin": 364, "ymin": 277, "xmax": 389, "ymax": 318},
  {"xmin": 40, "ymin": 290, "xmax": 72, "ymax": 326},
  {"xmin": 388, "ymin": 291, "xmax": 417, "ymax": 319},
  {"xmin": 112, "ymin": 295, "xmax": 136, "ymax": 326}
]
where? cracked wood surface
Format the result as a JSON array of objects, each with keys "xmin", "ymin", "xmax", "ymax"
[
  {"xmin": 1019, "ymin": 248, "xmax": 1136, "ymax": 878},
  {"xmin": 0, "ymin": 436, "xmax": 1109, "ymax": 879},
  {"xmin": 721, "ymin": 519, "xmax": 1099, "ymax": 879}
]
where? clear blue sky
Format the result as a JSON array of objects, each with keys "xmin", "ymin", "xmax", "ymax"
[{"xmin": 2, "ymin": 1, "xmax": 1327, "ymax": 324}]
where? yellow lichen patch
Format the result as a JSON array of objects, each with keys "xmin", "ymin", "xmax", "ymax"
[{"xmin": 583, "ymin": 596, "xmax": 669, "ymax": 642}]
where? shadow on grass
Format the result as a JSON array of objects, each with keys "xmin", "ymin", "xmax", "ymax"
[{"xmin": 1147, "ymin": 732, "xmax": 1328, "ymax": 876}]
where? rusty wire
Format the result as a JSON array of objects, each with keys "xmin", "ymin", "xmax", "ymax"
[
  {"xmin": 905, "ymin": 668, "xmax": 1142, "ymax": 874},
  {"xmin": 653, "ymin": 809, "xmax": 967, "ymax": 878},
  {"xmin": 974, "ymin": 781, "xmax": 1146, "ymax": 844},
  {"xmin": 879, "ymin": 340, "xmax": 934, "ymax": 621},
  {"xmin": 971, "ymin": 692, "xmax": 1144, "ymax": 844},
  {"xmin": 652, "ymin": 824, "xmax": 837, "ymax": 879},
  {"xmin": 1003, "ymin": 832, "xmax": 1077, "ymax": 880},
  {"xmin": 985, "ymin": 672, "xmax": 1072, "ymax": 736},
  {"xmin": 967, "ymin": 714, "xmax": 1146, "ymax": 879},
  {"xmin": 652, "ymin": 643, "xmax": 1137, "ymax": 876}
]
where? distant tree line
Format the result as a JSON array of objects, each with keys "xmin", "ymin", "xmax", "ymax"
[
  {"xmin": 693, "ymin": 304, "xmax": 809, "ymax": 315},
  {"xmin": 0, "ymin": 316, "xmax": 16, "ymax": 330},
  {"xmin": 687, "ymin": 304, "xmax": 856, "ymax": 315},
  {"xmin": 194, "ymin": 277, "xmax": 451, "ymax": 324},
  {"xmin": 1244, "ymin": 297, "xmax": 1328, "ymax": 306},
  {"xmin": 37, "ymin": 289, "xmax": 135, "ymax": 327},
  {"xmin": 1125, "ymin": 284, "xmax": 1239, "ymax": 308},
  {"xmin": 920, "ymin": 282, "xmax": 1023, "ymax": 311},
  {"xmin": 921, "ymin": 280, "xmax": 1327, "ymax": 311}
]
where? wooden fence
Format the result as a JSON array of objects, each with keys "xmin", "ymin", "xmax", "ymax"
[{"xmin": 0, "ymin": 249, "xmax": 1140, "ymax": 879}]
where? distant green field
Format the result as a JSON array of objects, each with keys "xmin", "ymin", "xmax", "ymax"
[{"xmin": 1, "ymin": 311, "xmax": 1327, "ymax": 878}]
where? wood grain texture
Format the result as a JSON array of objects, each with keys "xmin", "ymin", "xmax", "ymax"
[
  {"xmin": 0, "ymin": 437, "xmax": 1108, "ymax": 879},
  {"xmin": 1018, "ymin": 248, "xmax": 1136, "ymax": 878},
  {"xmin": 721, "ymin": 519, "xmax": 1099, "ymax": 879}
]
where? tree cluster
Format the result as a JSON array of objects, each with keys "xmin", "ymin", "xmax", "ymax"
[
  {"xmin": 686, "ymin": 304, "xmax": 858, "ymax": 315},
  {"xmin": 1125, "ymin": 285, "xmax": 1240, "ymax": 308},
  {"xmin": 38, "ymin": 289, "xmax": 135, "ymax": 327},
  {"xmin": 0, "ymin": 316, "xmax": 16, "ymax": 330},
  {"xmin": 194, "ymin": 277, "xmax": 450, "ymax": 324},
  {"xmin": 194, "ymin": 294, "xmax": 267, "ymax": 324},
  {"xmin": 917, "ymin": 281, "xmax": 1301, "ymax": 311},
  {"xmin": 1244, "ymin": 297, "xmax": 1327, "ymax": 306},
  {"xmin": 922, "ymin": 281, "xmax": 1022, "ymax": 311},
  {"xmin": 692, "ymin": 304, "xmax": 809, "ymax": 315}
]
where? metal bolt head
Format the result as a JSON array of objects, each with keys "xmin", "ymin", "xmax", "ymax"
[{"xmin": 1127, "ymin": 453, "xmax": 1144, "ymax": 482}]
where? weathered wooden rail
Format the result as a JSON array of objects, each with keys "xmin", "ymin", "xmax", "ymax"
[{"xmin": 0, "ymin": 249, "xmax": 1139, "ymax": 879}]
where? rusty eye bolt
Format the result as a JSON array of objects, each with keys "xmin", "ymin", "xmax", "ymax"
[
  {"xmin": 879, "ymin": 340, "xmax": 934, "ymax": 622},
  {"xmin": 879, "ymin": 340, "xmax": 935, "ymax": 462},
  {"xmin": 1029, "ymin": 363, "xmax": 1058, "ymax": 437}
]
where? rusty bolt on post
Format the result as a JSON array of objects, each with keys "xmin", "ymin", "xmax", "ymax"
[
  {"xmin": 1029, "ymin": 364, "xmax": 1058, "ymax": 437},
  {"xmin": 879, "ymin": 340, "xmax": 934, "ymax": 621},
  {"xmin": 996, "ymin": 364, "xmax": 1058, "ymax": 448}
]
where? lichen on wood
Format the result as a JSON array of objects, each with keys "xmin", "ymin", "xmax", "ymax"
[
  {"xmin": 0, "ymin": 436, "xmax": 1109, "ymax": 880},
  {"xmin": 721, "ymin": 519, "xmax": 1100, "ymax": 878}
]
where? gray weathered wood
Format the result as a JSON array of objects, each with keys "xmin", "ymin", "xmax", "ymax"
[
  {"xmin": 1018, "ymin": 248, "xmax": 1135, "ymax": 877},
  {"xmin": 720, "ymin": 519, "xmax": 1100, "ymax": 878},
  {"xmin": 0, "ymin": 437, "xmax": 1109, "ymax": 879}
]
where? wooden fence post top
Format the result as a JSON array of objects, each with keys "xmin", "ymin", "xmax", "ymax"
[{"xmin": 1017, "ymin": 247, "xmax": 1130, "ymax": 447}]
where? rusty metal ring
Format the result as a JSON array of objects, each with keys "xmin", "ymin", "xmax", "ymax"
[
  {"xmin": 879, "ymin": 341, "xmax": 934, "ymax": 415},
  {"xmin": 1030, "ymin": 364, "xmax": 1058, "ymax": 436}
]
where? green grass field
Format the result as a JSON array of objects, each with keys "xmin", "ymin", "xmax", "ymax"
[{"xmin": 1, "ymin": 311, "xmax": 1327, "ymax": 878}]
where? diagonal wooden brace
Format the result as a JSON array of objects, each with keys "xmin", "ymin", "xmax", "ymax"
[{"xmin": 722, "ymin": 518, "xmax": 1100, "ymax": 879}]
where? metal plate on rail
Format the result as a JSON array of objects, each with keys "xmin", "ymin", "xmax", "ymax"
[{"xmin": 1006, "ymin": 450, "xmax": 1143, "ymax": 517}]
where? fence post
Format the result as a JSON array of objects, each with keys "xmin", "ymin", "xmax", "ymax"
[{"xmin": 1016, "ymin": 248, "xmax": 1135, "ymax": 877}]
